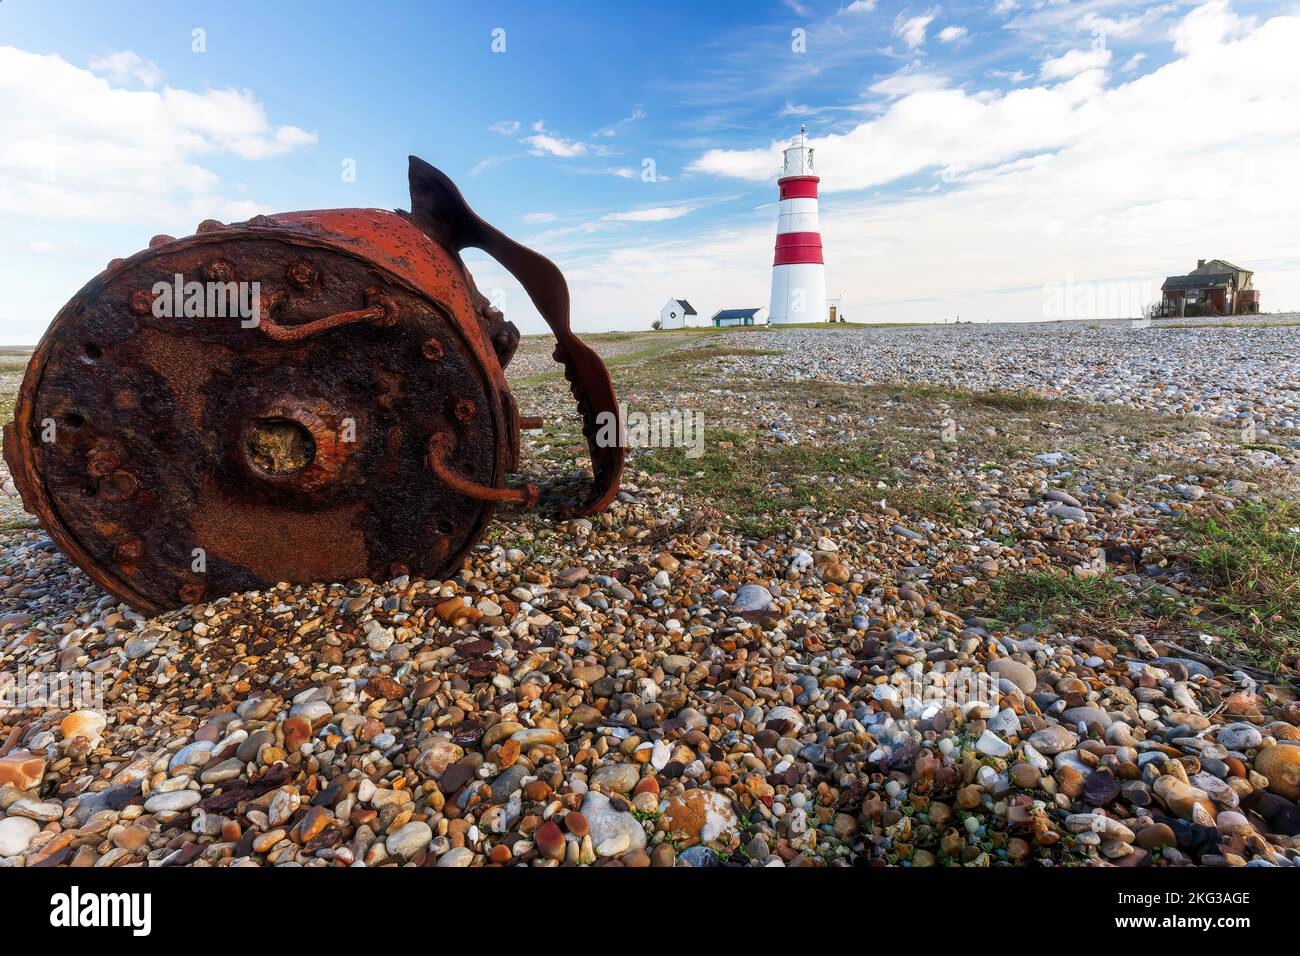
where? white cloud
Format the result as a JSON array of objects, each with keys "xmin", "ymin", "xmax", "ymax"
[
  {"xmin": 989, "ymin": 68, "xmax": 1031, "ymax": 83},
  {"xmin": 523, "ymin": 134, "xmax": 586, "ymax": 158},
  {"xmin": 1039, "ymin": 46, "xmax": 1112, "ymax": 81},
  {"xmin": 521, "ymin": 120, "xmax": 591, "ymax": 157},
  {"xmin": 1171, "ymin": 0, "xmax": 1253, "ymax": 54},
  {"xmin": 689, "ymin": 145, "xmax": 782, "ymax": 183},
  {"xmin": 89, "ymin": 50, "xmax": 163, "ymax": 87},
  {"xmin": 563, "ymin": 4, "xmax": 1300, "ymax": 333},
  {"xmin": 893, "ymin": 8, "xmax": 940, "ymax": 49},
  {"xmin": 488, "ymin": 120, "xmax": 521, "ymax": 135},
  {"xmin": 842, "ymin": 0, "xmax": 878, "ymax": 12},
  {"xmin": 1078, "ymin": 12, "xmax": 1150, "ymax": 40},
  {"xmin": 869, "ymin": 71, "xmax": 949, "ymax": 97},
  {"xmin": 593, "ymin": 108, "xmax": 646, "ymax": 137},
  {"xmin": 522, "ymin": 211, "xmax": 557, "ymax": 223},
  {"xmin": 937, "ymin": 25, "xmax": 967, "ymax": 43},
  {"xmin": 993, "ymin": 0, "xmax": 1016, "ymax": 12},
  {"xmin": 691, "ymin": 69, "xmax": 1111, "ymax": 191},
  {"xmin": 603, "ymin": 206, "xmax": 691, "ymax": 223},
  {"xmin": 0, "ymin": 46, "xmax": 316, "ymax": 225},
  {"xmin": 470, "ymin": 154, "xmax": 523, "ymax": 176},
  {"xmin": 1121, "ymin": 52, "xmax": 1147, "ymax": 72}
]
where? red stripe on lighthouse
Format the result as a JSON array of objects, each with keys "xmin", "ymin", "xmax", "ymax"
[
  {"xmin": 773, "ymin": 231, "xmax": 823, "ymax": 265},
  {"xmin": 778, "ymin": 176, "xmax": 820, "ymax": 200}
]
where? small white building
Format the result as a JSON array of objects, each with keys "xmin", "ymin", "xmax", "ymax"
[
  {"xmin": 711, "ymin": 307, "xmax": 766, "ymax": 327},
  {"xmin": 659, "ymin": 298, "xmax": 697, "ymax": 329}
]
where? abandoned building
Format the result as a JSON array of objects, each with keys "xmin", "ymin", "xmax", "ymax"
[{"xmin": 1159, "ymin": 259, "xmax": 1260, "ymax": 316}]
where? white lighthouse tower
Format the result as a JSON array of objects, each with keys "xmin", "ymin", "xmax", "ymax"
[{"xmin": 768, "ymin": 125, "xmax": 826, "ymax": 325}]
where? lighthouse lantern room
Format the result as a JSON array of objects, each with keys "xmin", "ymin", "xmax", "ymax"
[{"xmin": 768, "ymin": 125, "xmax": 827, "ymax": 325}]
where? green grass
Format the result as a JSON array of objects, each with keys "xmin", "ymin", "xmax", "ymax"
[
  {"xmin": 967, "ymin": 390, "xmax": 1053, "ymax": 412},
  {"xmin": 889, "ymin": 487, "xmax": 972, "ymax": 520},
  {"xmin": 1178, "ymin": 501, "xmax": 1300, "ymax": 667},
  {"xmin": 603, "ymin": 342, "xmax": 785, "ymax": 394},
  {"xmin": 881, "ymin": 383, "xmax": 1052, "ymax": 413},
  {"xmin": 987, "ymin": 571, "xmax": 1159, "ymax": 626},
  {"xmin": 514, "ymin": 334, "xmax": 725, "ymax": 386},
  {"xmin": 981, "ymin": 504, "xmax": 1300, "ymax": 674},
  {"xmin": 636, "ymin": 427, "xmax": 892, "ymax": 535}
]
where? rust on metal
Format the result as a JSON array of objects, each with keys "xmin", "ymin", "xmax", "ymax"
[
  {"xmin": 425, "ymin": 431, "xmax": 540, "ymax": 508},
  {"xmin": 3, "ymin": 156, "xmax": 623, "ymax": 613}
]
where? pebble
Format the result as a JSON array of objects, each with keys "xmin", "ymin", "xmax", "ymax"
[
  {"xmin": 1027, "ymin": 725, "xmax": 1080, "ymax": 755},
  {"xmin": 581, "ymin": 792, "xmax": 647, "ymax": 857},
  {"xmin": 1256, "ymin": 745, "xmax": 1300, "ymax": 800},
  {"xmin": 143, "ymin": 790, "xmax": 200, "ymax": 813},
  {"xmin": 975, "ymin": 730, "xmax": 1012, "ymax": 758},
  {"xmin": 0, "ymin": 323, "xmax": 1295, "ymax": 870},
  {"xmin": 731, "ymin": 584, "xmax": 773, "ymax": 612},
  {"xmin": 0, "ymin": 816, "xmax": 41, "ymax": 856},
  {"xmin": 386, "ymin": 821, "xmax": 433, "ymax": 859},
  {"xmin": 988, "ymin": 658, "xmax": 1036, "ymax": 693},
  {"xmin": 590, "ymin": 763, "xmax": 640, "ymax": 794}
]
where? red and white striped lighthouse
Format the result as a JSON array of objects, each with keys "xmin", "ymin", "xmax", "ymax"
[{"xmin": 768, "ymin": 125, "xmax": 826, "ymax": 325}]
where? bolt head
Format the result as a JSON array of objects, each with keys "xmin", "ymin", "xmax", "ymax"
[
  {"xmin": 287, "ymin": 261, "xmax": 317, "ymax": 288},
  {"xmin": 129, "ymin": 290, "xmax": 154, "ymax": 315},
  {"xmin": 87, "ymin": 449, "xmax": 119, "ymax": 479},
  {"xmin": 114, "ymin": 540, "xmax": 143, "ymax": 564},
  {"xmin": 206, "ymin": 259, "xmax": 237, "ymax": 283}
]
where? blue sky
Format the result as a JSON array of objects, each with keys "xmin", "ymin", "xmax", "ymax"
[{"xmin": 2, "ymin": 0, "xmax": 1298, "ymax": 340}]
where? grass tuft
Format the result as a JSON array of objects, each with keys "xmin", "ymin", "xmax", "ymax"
[
  {"xmin": 636, "ymin": 428, "xmax": 891, "ymax": 534},
  {"xmin": 1178, "ymin": 501, "xmax": 1300, "ymax": 665},
  {"xmin": 988, "ymin": 571, "xmax": 1156, "ymax": 626}
]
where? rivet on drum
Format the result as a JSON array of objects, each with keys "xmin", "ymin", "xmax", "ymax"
[
  {"xmin": 206, "ymin": 259, "xmax": 237, "ymax": 283},
  {"xmin": 129, "ymin": 290, "xmax": 154, "ymax": 315},
  {"xmin": 113, "ymin": 539, "xmax": 143, "ymax": 565},
  {"xmin": 86, "ymin": 449, "xmax": 120, "ymax": 479},
  {"xmin": 287, "ymin": 261, "xmax": 317, "ymax": 288}
]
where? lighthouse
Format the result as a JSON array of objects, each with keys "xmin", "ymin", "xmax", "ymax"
[{"xmin": 768, "ymin": 125, "xmax": 826, "ymax": 325}]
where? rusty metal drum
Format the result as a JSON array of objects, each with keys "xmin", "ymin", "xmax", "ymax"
[{"xmin": 3, "ymin": 157, "xmax": 622, "ymax": 613}]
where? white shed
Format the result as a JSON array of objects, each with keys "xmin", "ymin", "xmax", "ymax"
[{"xmin": 659, "ymin": 298, "xmax": 697, "ymax": 330}]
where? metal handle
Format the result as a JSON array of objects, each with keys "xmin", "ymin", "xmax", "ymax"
[
  {"xmin": 425, "ymin": 432, "xmax": 539, "ymax": 507},
  {"xmin": 407, "ymin": 157, "xmax": 623, "ymax": 515},
  {"xmin": 259, "ymin": 286, "xmax": 398, "ymax": 341}
]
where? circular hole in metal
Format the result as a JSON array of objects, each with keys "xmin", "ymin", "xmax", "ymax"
[
  {"xmin": 84, "ymin": 343, "xmax": 102, "ymax": 360},
  {"xmin": 64, "ymin": 412, "xmax": 85, "ymax": 429},
  {"xmin": 247, "ymin": 417, "xmax": 316, "ymax": 476}
]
